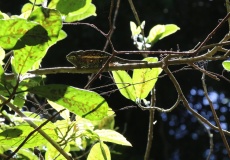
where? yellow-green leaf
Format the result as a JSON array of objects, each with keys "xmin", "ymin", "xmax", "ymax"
[
  {"xmin": 87, "ymin": 142, "xmax": 111, "ymax": 160},
  {"xmin": 95, "ymin": 129, "xmax": 132, "ymax": 146},
  {"xmin": 133, "ymin": 57, "xmax": 162, "ymax": 99},
  {"xmin": 147, "ymin": 24, "xmax": 180, "ymax": 44},
  {"xmin": 28, "ymin": 84, "xmax": 109, "ymax": 120},
  {"xmin": 0, "ymin": 122, "xmax": 57, "ymax": 148},
  {"xmin": 65, "ymin": 4, "xmax": 96, "ymax": 22},
  {"xmin": 49, "ymin": 0, "xmax": 91, "ymax": 15},
  {"xmin": 130, "ymin": 21, "xmax": 145, "ymax": 37},
  {"xmin": 11, "ymin": 7, "xmax": 62, "ymax": 74},
  {"xmin": 45, "ymin": 142, "xmax": 70, "ymax": 160},
  {"xmin": 0, "ymin": 19, "xmax": 45, "ymax": 50},
  {"xmin": 0, "ymin": 47, "xmax": 5, "ymax": 65},
  {"xmin": 48, "ymin": 0, "xmax": 96, "ymax": 22},
  {"xmin": 223, "ymin": 60, "xmax": 230, "ymax": 71},
  {"xmin": 48, "ymin": 100, "xmax": 70, "ymax": 120},
  {"xmin": 112, "ymin": 70, "xmax": 136, "ymax": 101}
]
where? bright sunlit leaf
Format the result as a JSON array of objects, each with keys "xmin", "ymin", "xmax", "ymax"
[
  {"xmin": 48, "ymin": 100, "xmax": 70, "ymax": 120},
  {"xmin": 11, "ymin": 7, "xmax": 62, "ymax": 74},
  {"xmin": 95, "ymin": 129, "xmax": 132, "ymax": 146},
  {"xmin": 65, "ymin": 4, "xmax": 96, "ymax": 22},
  {"xmin": 48, "ymin": 0, "xmax": 96, "ymax": 22},
  {"xmin": 222, "ymin": 60, "xmax": 230, "ymax": 71},
  {"xmin": 130, "ymin": 21, "xmax": 145, "ymax": 37},
  {"xmin": 14, "ymin": 148, "xmax": 38, "ymax": 160},
  {"xmin": 29, "ymin": 0, "xmax": 44, "ymax": 5},
  {"xmin": 0, "ymin": 47, "xmax": 5, "ymax": 65},
  {"xmin": 45, "ymin": 142, "xmax": 70, "ymax": 160},
  {"xmin": 87, "ymin": 142, "xmax": 111, "ymax": 160},
  {"xmin": 0, "ymin": 19, "xmax": 43, "ymax": 50},
  {"xmin": 29, "ymin": 84, "xmax": 109, "ymax": 120},
  {"xmin": 147, "ymin": 24, "xmax": 180, "ymax": 44},
  {"xmin": 159, "ymin": 24, "xmax": 180, "ymax": 40},
  {"xmin": 133, "ymin": 57, "xmax": 162, "ymax": 99},
  {"xmin": 49, "ymin": 0, "xmax": 91, "ymax": 15},
  {"xmin": 112, "ymin": 70, "xmax": 136, "ymax": 101},
  {"xmin": 0, "ymin": 122, "xmax": 57, "ymax": 148}
]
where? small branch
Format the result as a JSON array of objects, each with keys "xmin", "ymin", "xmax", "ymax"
[
  {"xmin": 162, "ymin": 66, "xmax": 230, "ymax": 137},
  {"xmin": 138, "ymin": 96, "xmax": 180, "ymax": 113},
  {"xmin": 144, "ymin": 88, "xmax": 156, "ymax": 160},
  {"xmin": 225, "ymin": 0, "xmax": 230, "ymax": 31},
  {"xmin": 103, "ymin": 0, "xmax": 120, "ymax": 51},
  {"xmin": 194, "ymin": 12, "xmax": 230, "ymax": 55},
  {"xmin": 196, "ymin": 117, "xmax": 213, "ymax": 160},
  {"xmin": 201, "ymin": 73, "xmax": 230, "ymax": 157},
  {"xmin": 84, "ymin": 0, "xmax": 121, "ymax": 89},
  {"xmin": 190, "ymin": 63, "xmax": 220, "ymax": 81}
]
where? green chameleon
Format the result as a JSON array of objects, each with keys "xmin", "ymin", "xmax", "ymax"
[{"xmin": 66, "ymin": 50, "xmax": 147, "ymax": 69}]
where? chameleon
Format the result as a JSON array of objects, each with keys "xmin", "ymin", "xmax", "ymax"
[{"xmin": 66, "ymin": 50, "xmax": 147, "ymax": 69}]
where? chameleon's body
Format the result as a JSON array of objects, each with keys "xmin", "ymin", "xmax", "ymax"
[{"xmin": 66, "ymin": 50, "xmax": 146, "ymax": 69}]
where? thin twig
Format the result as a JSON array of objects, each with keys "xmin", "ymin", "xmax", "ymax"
[
  {"xmin": 201, "ymin": 73, "xmax": 230, "ymax": 157},
  {"xmin": 144, "ymin": 88, "xmax": 156, "ymax": 160},
  {"xmin": 194, "ymin": 12, "xmax": 230, "ymax": 55},
  {"xmin": 84, "ymin": 0, "xmax": 121, "ymax": 89},
  {"xmin": 103, "ymin": 0, "xmax": 120, "ymax": 51},
  {"xmin": 137, "ymin": 96, "xmax": 180, "ymax": 112},
  {"xmin": 190, "ymin": 63, "xmax": 219, "ymax": 81},
  {"xmin": 225, "ymin": 0, "xmax": 230, "ymax": 30},
  {"xmin": 162, "ymin": 66, "xmax": 230, "ymax": 137}
]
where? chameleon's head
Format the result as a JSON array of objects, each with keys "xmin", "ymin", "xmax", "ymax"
[{"xmin": 66, "ymin": 51, "xmax": 84, "ymax": 68}]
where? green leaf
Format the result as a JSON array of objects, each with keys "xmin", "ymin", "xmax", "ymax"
[
  {"xmin": 28, "ymin": 84, "xmax": 109, "ymax": 120},
  {"xmin": 147, "ymin": 25, "xmax": 165, "ymax": 44},
  {"xmin": 58, "ymin": 30, "xmax": 67, "ymax": 41},
  {"xmin": 21, "ymin": 3, "xmax": 39, "ymax": 18},
  {"xmin": 159, "ymin": 24, "xmax": 180, "ymax": 40},
  {"xmin": 65, "ymin": 4, "xmax": 96, "ymax": 22},
  {"xmin": 48, "ymin": 0, "xmax": 96, "ymax": 22},
  {"xmin": 0, "ymin": 122, "xmax": 57, "ymax": 148},
  {"xmin": 0, "ymin": 11, "xmax": 10, "ymax": 19},
  {"xmin": 49, "ymin": 0, "xmax": 91, "ymax": 14},
  {"xmin": 95, "ymin": 129, "xmax": 132, "ymax": 146},
  {"xmin": 11, "ymin": 7, "xmax": 62, "ymax": 74},
  {"xmin": 130, "ymin": 21, "xmax": 145, "ymax": 37},
  {"xmin": 0, "ymin": 47, "xmax": 5, "ymax": 65},
  {"xmin": 0, "ymin": 146, "xmax": 38, "ymax": 159},
  {"xmin": 48, "ymin": 100, "xmax": 70, "ymax": 120},
  {"xmin": 12, "ymin": 92, "xmax": 26, "ymax": 108},
  {"xmin": 112, "ymin": 70, "xmax": 136, "ymax": 101},
  {"xmin": 15, "ymin": 148, "xmax": 39, "ymax": 160},
  {"xmin": 92, "ymin": 110, "xmax": 115, "ymax": 130},
  {"xmin": 132, "ymin": 57, "xmax": 162, "ymax": 99},
  {"xmin": 29, "ymin": 0, "xmax": 45, "ymax": 5},
  {"xmin": 222, "ymin": 60, "xmax": 230, "ymax": 71},
  {"xmin": 0, "ymin": 64, "xmax": 4, "ymax": 82},
  {"xmin": 45, "ymin": 142, "xmax": 70, "ymax": 160},
  {"xmin": 87, "ymin": 142, "xmax": 111, "ymax": 160},
  {"xmin": 147, "ymin": 24, "xmax": 180, "ymax": 44},
  {"xmin": 0, "ymin": 19, "xmax": 46, "ymax": 50}
]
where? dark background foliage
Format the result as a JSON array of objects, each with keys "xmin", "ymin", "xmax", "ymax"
[{"xmin": 1, "ymin": 0, "xmax": 230, "ymax": 160}]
